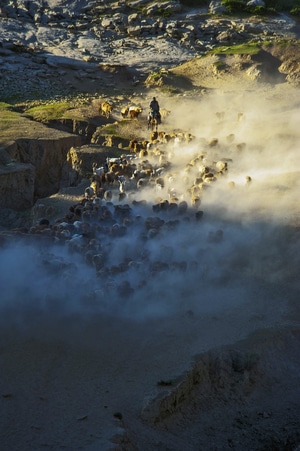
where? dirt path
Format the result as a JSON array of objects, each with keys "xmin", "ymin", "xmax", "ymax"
[{"xmin": 1, "ymin": 282, "xmax": 299, "ymax": 450}]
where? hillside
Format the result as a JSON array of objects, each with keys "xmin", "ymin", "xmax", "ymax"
[{"xmin": 1, "ymin": 3, "xmax": 300, "ymax": 451}]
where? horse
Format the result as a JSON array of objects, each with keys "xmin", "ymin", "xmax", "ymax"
[{"xmin": 148, "ymin": 111, "xmax": 161, "ymax": 131}]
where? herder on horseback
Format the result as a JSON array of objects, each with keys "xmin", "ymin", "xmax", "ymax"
[
  {"xmin": 148, "ymin": 97, "xmax": 161, "ymax": 130},
  {"xmin": 149, "ymin": 97, "xmax": 161, "ymax": 124}
]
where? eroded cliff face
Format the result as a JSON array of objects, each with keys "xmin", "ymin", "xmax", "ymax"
[
  {"xmin": 0, "ymin": 133, "xmax": 81, "ymax": 211},
  {"xmin": 0, "ymin": 162, "xmax": 35, "ymax": 210},
  {"xmin": 12, "ymin": 135, "xmax": 82, "ymax": 198}
]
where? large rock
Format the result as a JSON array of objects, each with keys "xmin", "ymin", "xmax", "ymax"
[{"xmin": 66, "ymin": 144, "xmax": 126, "ymax": 180}]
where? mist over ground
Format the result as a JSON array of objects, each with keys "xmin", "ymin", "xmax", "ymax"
[{"xmin": 1, "ymin": 86, "xmax": 300, "ymax": 335}]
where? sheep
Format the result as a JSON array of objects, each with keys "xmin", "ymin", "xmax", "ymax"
[
  {"xmin": 92, "ymin": 162, "xmax": 105, "ymax": 176},
  {"xmin": 215, "ymin": 161, "xmax": 228, "ymax": 172},
  {"xmin": 107, "ymin": 157, "xmax": 122, "ymax": 165},
  {"xmin": 103, "ymin": 171, "xmax": 116, "ymax": 186},
  {"xmin": 155, "ymin": 177, "xmax": 165, "ymax": 190},
  {"xmin": 103, "ymin": 190, "xmax": 112, "ymax": 202},
  {"xmin": 226, "ymin": 133, "xmax": 235, "ymax": 143},
  {"xmin": 178, "ymin": 200, "xmax": 188, "ymax": 215},
  {"xmin": 191, "ymin": 196, "xmax": 201, "ymax": 207},
  {"xmin": 216, "ymin": 111, "xmax": 225, "ymax": 121},
  {"xmin": 160, "ymin": 108, "xmax": 171, "ymax": 119},
  {"xmin": 121, "ymin": 106, "xmax": 129, "ymax": 118},
  {"xmin": 150, "ymin": 130, "xmax": 158, "ymax": 142},
  {"xmin": 118, "ymin": 176, "xmax": 126, "ymax": 196},
  {"xmin": 133, "ymin": 142, "xmax": 141, "ymax": 153},
  {"xmin": 99, "ymin": 101, "xmax": 113, "ymax": 118},
  {"xmin": 84, "ymin": 186, "xmax": 95, "ymax": 200},
  {"xmin": 137, "ymin": 178, "xmax": 148, "ymax": 189},
  {"xmin": 236, "ymin": 142, "xmax": 246, "ymax": 152},
  {"xmin": 88, "ymin": 180, "xmax": 100, "ymax": 198},
  {"xmin": 128, "ymin": 106, "xmax": 143, "ymax": 119},
  {"xmin": 139, "ymin": 149, "xmax": 148, "ymax": 159},
  {"xmin": 208, "ymin": 138, "xmax": 219, "ymax": 148}
]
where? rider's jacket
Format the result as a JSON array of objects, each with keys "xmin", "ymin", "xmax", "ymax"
[{"xmin": 150, "ymin": 100, "xmax": 159, "ymax": 112}]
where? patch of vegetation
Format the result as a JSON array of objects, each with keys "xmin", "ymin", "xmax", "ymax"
[
  {"xmin": 160, "ymin": 85, "xmax": 182, "ymax": 95},
  {"xmin": 290, "ymin": 6, "xmax": 300, "ymax": 16},
  {"xmin": 221, "ymin": 0, "xmax": 246, "ymax": 13},
  {"xmin": 97, "ymin": 122, "xmax": 135, "ymax": 139},
  {"xmin": 268, "ymin": 0, "xmax": 300, "ymax": 12},
  {"xmin": 0, "ymin": 103, "xmax": 25, "ymax": 130},
  {"xmin": 101, "ymin": 124, "xmax": 119, "ymax": 135},
  {"xmin": 145, "ymin": 70, "xmax": 164, "ymax": 87},
  {"xmin": 246, "ymin": 5, "xmax": 269, "ymax": 15},
  {"xmin": 156, "ymin": 8, "xmax": 172, "ymax": 18},
  {"xmin": 209, "ymin": 42, "xmax": 262, "ymax": 55},
  {"xmin": 219, "ymin": 0, "xmax": 298, "ymax": 14},
  {"xmin": 0, "ymin": 102, "xmax": 14, "ymax": 111},
  {"xmin": 146, "ymin": 70, "xmax": 193, "ymax": 93},
  {"xmin": 263, "ymin": 39, "xmax": 298, "ymax": 50},
  {"xmin": 23, "ymin": 101, "xmax": 76, "ymax": 122}
]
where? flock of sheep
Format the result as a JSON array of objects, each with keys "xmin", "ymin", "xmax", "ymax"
[{"xmin": 26, "ymin": 106, "xmax": 252, "ymax": 309}]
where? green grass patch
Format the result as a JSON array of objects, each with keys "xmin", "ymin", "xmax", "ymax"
[
  {"xmin": 23, "ymin": 101, "xmax": 75, "ymax": 122},
  {"xmin": 209, "ymin": 42, "xmax": 262, "ymax": 55},
  {"xmin": 0, "ymin": 103, "xmax": 26, "ymax": 130},
  {"xmin": 100, "ymin": 124, "xmax": 119, "ymax": 135},
  {"xmin": 0, "ymin": 102, "xmax": 14, "ymax": 112},
  {"xmin": 146, "ymin": 70, "xmax": 164, "ymax": 82},
  {"xmin": 160, "ymin": 85, "xmax": 182, "ymax": 95}
]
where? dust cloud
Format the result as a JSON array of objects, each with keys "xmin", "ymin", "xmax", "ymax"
[{"xmin": 1, "ymin": 85, "xmax": 300, "ymax": 334}]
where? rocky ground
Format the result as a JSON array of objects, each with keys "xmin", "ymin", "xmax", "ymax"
[{"xmin": 1, "ymin": 2, "xmax": 300, "ymax": 451}]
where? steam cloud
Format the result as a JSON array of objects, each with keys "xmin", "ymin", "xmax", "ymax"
[{"xmin": 1, "ymin": 86, "xmax": 300, "ymax": 334}]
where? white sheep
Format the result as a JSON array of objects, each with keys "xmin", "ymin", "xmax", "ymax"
[
  {"xmin": 103, "ymin": 190, "xmax": 112, "ymax": 201},
  {"xmin": 92, "ymin": 163, "xmax": 104, "ymax": 176},
  {"xmin": 118, "ymin": 175, "xmax": 126, "ymax": 191},
  {"xmin": 85, "ymin": 186, "xmax": 95, "ymax": 199}
]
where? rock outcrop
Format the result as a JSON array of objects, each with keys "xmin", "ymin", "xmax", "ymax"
[
  {"xmin": 0, "ymin": 133, "xmax": 81, "ymax": 210},
  {"xmin": 0, "ymin": 0, "xmax": 298, "ymax": 102}
]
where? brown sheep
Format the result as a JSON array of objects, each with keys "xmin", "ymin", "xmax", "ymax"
[
  {"xmin": 103, "ymin": 171, "xmax": 115, "ymax": 186},
  {"xmin": 99, "ymin": 101, "xmax": 113, "ymax": 118},
  {"xmin": 110, "ymin": 163, "xmax": 121, "ymax": 174},
  {"xmin": 150, "ymin": 131, "xmax": 158, "ymax": 142},
  {"xmin": 129, "ymin": 106, "xmax": 143, "ymax": 119},
  {"xmin": 139, "ymin": 149, "xmax": 148, "ymax": 158},
  {"xmin": 129, "ymin": 139, "xmax": 138, "ymax": 151},
  {"xmin": 158, "ymin": 131, "xmax": 166, "ymax": 141}
]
